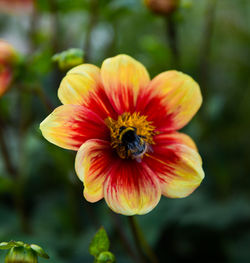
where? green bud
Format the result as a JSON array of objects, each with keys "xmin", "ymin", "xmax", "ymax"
[
  {"xmin": 52, "ymin": 48, "xmax": 84, "ymax": 71},
  {"xmin": 97, "ymin": 251, "xmax": 115, "ymax": 263},
  {"xmin": 0, "ymin": 241, "xmax": 49, "ymax": 262},
  {"xmin": 89, "ymin": 227, "xmax": 110, "ymax": 258},
  {"xmin": 5, "ymin": 247, "xmax": 37, "ymax": 263}
]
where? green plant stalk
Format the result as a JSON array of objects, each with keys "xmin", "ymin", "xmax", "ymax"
[
  {"xmin": 110, "ymin": 213, "xmax": 140, "ymax": 263},
  {"xmin": 199, "ymin": 0, "xmax": 218, "ymax": 95},
  {"xmin": 33, "ymin": 86, "xmax": 54, "ymax": 112},
  {"xmin": 165, "ymin": 13, "xmax": 179, "ymax": 69},
  {"xmin": 128, "ymin": 216, "xmax": 158, "ymax": 263},
  {"xmin": 0, "ymin": 108, "xmax": 30, "ymax": 233},
  {"xmin": 83, "ymin": 0, "xmax": 99, "ymax": 62},
  {"xmin": 0, "ymin": 119, "xmax": 17, "ymax": 179}
]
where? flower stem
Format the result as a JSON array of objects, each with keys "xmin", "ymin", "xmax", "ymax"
[
  {"xmin": 165, "ymin": 13, "xmax": 180, "ymax": 69},
  {"xmin": 111, "ymin": 213, "xmax": 140, "ymax": 262},
  {"xmin": 0, "ymin": 119, "xmax": 17, "ymax": 179},
  {"xmin": 128, "ymin": 216, "xmax": 158, "ymax": 263},
  {"xmin": 199, "ymin": 0, "xmax": 217, "ymax": 95},
  {"xmin": 83, "ymin": 0, "xmax": 99, "ymax": 62},
  {"xmin": 0, "ymin": 111, "xmax": 30, "ymax": 233},
  {"xmin": 33, "ymin": 86, "xmax": 54, "ymax": 112}
]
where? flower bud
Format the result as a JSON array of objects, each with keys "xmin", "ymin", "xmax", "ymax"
[
  {"xmin": 144, "ymin": 0, "xmax": 179, "ymax": 15},
  {"xmin": 5, "ymin": 247, "xmax": 37, "ymax": 263},
  {"xmin": 0, "ymin": 0, "xmax": 34, "ymax": 15},
  {"xmin": 52, "ymin": 48, "xmax": 84, "ymax": 71},
  {"xmin": 0, "ymin": 40, "xmax": 18, "ymax": 65},
  {"xmin": 97, "ymin": 251, "xmax": 116, "ymax": 263},
  {"xmin": 0, "ymin": 241, "xmax": 49, "ymax": 263}
]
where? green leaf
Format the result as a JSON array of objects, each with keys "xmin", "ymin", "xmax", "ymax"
[
  {"xmin": 30, "ymin": 244, "xmax": 50, "ymax": 259},
  {"xmin": 89, "ymin": 227, "xmax": 110, "ymax": 258},
  {"xmin": 0, "ymin": 242, "xmax": 11, "ymax": 250},
  {"xmin": 0, "ymin": 241, "xmax": 22, "ymax": 250}
]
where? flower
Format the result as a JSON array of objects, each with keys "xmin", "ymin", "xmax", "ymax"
[
  {"xmin": 0, "ymin": 0, "xmax": 34, "ymax": 15},
  {"xmin": 0, "ymin": 40, "xmax": 18, "ymax": 97},
  {"xmin": 40, "ymin": 54, "xmax": 204, "ymax": 215},
  {"xmin": 144, "ymin": 0, "xmax": 179, "ymax": 15}
]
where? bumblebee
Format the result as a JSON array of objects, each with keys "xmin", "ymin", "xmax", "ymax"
[{"xmin": 119, "ymin": 126, "xmax": 147, "ymax": 159}]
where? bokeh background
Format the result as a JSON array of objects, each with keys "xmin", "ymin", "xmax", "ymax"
[{"xmin": 0, "ymin": 0, "xmax": 250, "ymax": 262}]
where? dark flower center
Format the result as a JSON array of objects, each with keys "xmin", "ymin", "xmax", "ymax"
[{"xmin": 105, "ymin": 112, "xmax": 155, "ymax": 160}]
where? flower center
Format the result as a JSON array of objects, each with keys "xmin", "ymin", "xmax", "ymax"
[{"xmin": 105, "ymin": 112, "xmax": 155, "ymax": 159}]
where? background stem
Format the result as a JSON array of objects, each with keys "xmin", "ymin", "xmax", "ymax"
[
  {"xmin": 83, "ymin": 0, "xmax": 98, "ymax": 62},
  {"xmin": 165, "ymin": 13, "xmax": 179, "ymax": 69},
  {"xmin": 110, "ymin": 213, "xmax": 140, "ymax": 263},
  {"xmin": 128, "ymin": 216, "xmax": 158, "ymax": 263},
  {"xmin": 0, "ymin": 119, "xmax": 17, "ymax": 179},
  {"xmin": 199, "ymin": 0, "xmax": 217, "ymax": 94}
]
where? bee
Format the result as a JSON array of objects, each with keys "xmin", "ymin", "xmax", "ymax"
[{"xmin": 119, "ymin": 126, "xmax": 147, "ymax": 160}]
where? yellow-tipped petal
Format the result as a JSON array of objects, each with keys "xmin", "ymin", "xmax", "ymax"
[
  {"xmin": 58, "ymin": 64, "xmax": 101, "ymax": 105},
  {"xmin": 162, "ymin": 145, "xmax": 204, "ymax": 198},
  {"xmin": 101, "ymin": 54, "xmax": 150, "ymax": 113},
  {"xmin": 145, "ymin": 70, "xmax": 202, "ymax": 130},
  {"xmin": 0, "ymin": 67, "xmax": 12, "ymax": 97},
  {"xmin": 145, "ymin": 132, "xmax": 204, "ymax": 198},
  {"xmin": 104, "ymin": 160, "xmax": 161, "ymax": 215},
  {"xmin": 75, "ymin": 139, "xmax": 111, "ymax": 202},
  {"xmin": 40, "ymin": 105, "xmax": 108, "ymax": 151}
]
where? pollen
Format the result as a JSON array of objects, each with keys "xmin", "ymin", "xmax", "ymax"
[{"xmin": 105, "ymin": 112, "xmax": 156, "ymax": 159}]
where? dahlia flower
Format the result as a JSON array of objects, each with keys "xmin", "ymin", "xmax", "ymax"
[
  {"xmin": 40, "ymin": 54, "xmax": 204, "ymax": 215},
  {"xmin": 0, "ymin": 40, "xmax": 17, "ymax": 97}
]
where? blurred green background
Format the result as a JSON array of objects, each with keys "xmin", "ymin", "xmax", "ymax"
[{"xmin": 0, "ymin": 0, "xmax": 250, "ymax": 262}]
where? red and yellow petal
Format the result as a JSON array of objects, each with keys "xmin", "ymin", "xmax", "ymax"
[
  {"xmin": 137, "ymin": 70, "xmax": 202, "ymax": 131},
  {"xmin": 40, "ymin": 105, "xmax": 109, "ymax": 151},
  {"xmin": 76, "ymin": 138, "xmax": 161, "ymax": 215},
  {"xmin": 0, "ymin": 67, "xmax": 12, "ymax": 97},
  {"xmin": 0, "ymin": 40, "xmax": 17, "ymax": 64},
  {"xmin": 145, "ymin": 132, "xmax": 204, "ymax": 198},
  {"xmin": 58, "ymin": 64, "xmax": 101, "ymax": 106},
  {"xmin": 101, "ymin": 54, "xmax": 150, "ymax": 114},
  {"xmin": 104, "ymin": 160, "xmax": 161, "ymax": 215},
  {"xmin": 75, "ymin": 139, "xmax": 112, "ymax": 202}
]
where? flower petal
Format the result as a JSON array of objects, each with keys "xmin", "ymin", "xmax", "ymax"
[
  {"xmin": 40, "ymin": 105, "xmax": 109, "ymax": 151},
  {"xmin": 0, "ymin": 67, "xmax": 12, "ymax": 97},
  {"xmin": 101, "ymin": 54, "xmax": 150, "ymax": 114},
  {"xmin": 104, "ymin": 159, "xmax": 161, "ymax": 215},
  {"xmin": 137, "ymin": 70, "xmax": 202, "ymax": 131},
  {"xmin": 75, "ymin": 139, "xmax": 112, "ymax": 202},
  {"xmin": 58, "ymin": 64, "xmax": 101, "ymax": 105},
  {"xmin": 145, "ymin": 132, "xmax": 204, "ymax": 198}
]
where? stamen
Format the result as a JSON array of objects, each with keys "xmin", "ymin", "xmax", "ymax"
[{"xmin": 105, "ymin": 112, "xmax": 155, "ymax": 159}]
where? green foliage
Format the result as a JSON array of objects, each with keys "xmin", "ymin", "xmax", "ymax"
[
  {"xmin": 52, "ymin": 48, "xmax": 84, "ymax": 71},
  {"xmin": 36, "ymin": 0, "xmax": 89, "ymax": 13},
  {"xmin": 0, "ymin": 242, "xmax": 18, "ymax": 250},
  {"xmin": 5, "ymin": 247, "xmax": 37, "ymax": 263},
  {"xmin": 0, "ymin": 241, "xmax": 49, "ymax": 262},
  {"xmin": 89, "ymin": 227, "xmax": 110, "ymax": 258},
  {"xmin": 96, "ymin": 251, "xmax": 116, "ymax": 263},
  {"xmin": 89, "ymin": 227, "xmax": 115, "ymax": 263},
  {"xmin": 30, "ymin": 245, "xmax": 50, "ymax": 259},
  {"xmin": 0, "ymin": 0, "xmax": 250, "ymax": 262}
]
